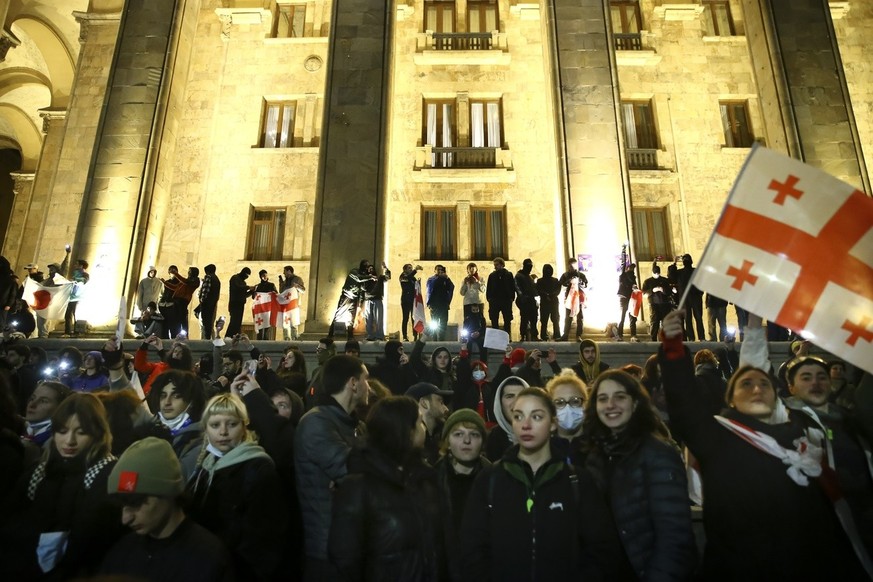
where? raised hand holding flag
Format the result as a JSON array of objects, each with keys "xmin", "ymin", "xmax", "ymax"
[{"xmin": 690, "ymin": 146, "xmax": 873, "ymax": 374}]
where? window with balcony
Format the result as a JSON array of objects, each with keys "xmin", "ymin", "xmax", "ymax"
[
  {"xmin": 422, "ymin": 207, "xmax": 457, "ymax": 260},
  {"xmin": 424, "ymin": 99, "xmax": 457, "ymax": 168},
  {"xmin": 621, "ymin": 101, "xmax": 659, "ymax": 169},
  {"xmin": 471, "ymin": 206, "xmax": 506, "ymax": 260},
  {"xmin": 632, "ymin": 207, "xmax": 672, "ymax": 262},
  {"xmin": 260, "ymin": 100, "xmax": 296, "ymax": 148},
  {"xmin": 610, "ymin": 1, "xmax": 642, "ymax": 50},
  {"xmin": 272, "ymin": 3, "xmax": 306, "ymax": 38},
  {"xmin": 702, "ymin": 0, "xmax": 735, "ymax": 36},
  {"xmin": 720, "ymin": 101, "xmax": 754, "ymax": 147},
  {"xmin": 425, "ymin": 0, "xmax": 456, "ymax": 32},
  {"xmin": 247, "ymin": 208, "xmax": 286, "ymax": 260}
]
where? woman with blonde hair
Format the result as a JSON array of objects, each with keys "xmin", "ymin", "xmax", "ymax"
[
  {"xmin": 0, "ymin": 392, "xmax": 122, "ymax": 580},
  {"xmin": 187, "ymin": 391, "xmax": 287, "ymax": 581},
  {"xmin": 545, "ymin": 371, "xmax": 588, "ymax": 465}
]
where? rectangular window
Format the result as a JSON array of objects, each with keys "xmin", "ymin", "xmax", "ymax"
[
  {"xmin": 720, "ymin": 101, "xmax": 754, "ymax": 147},
  {"xmin": 261, "ymin": 100, "xmax": 296, "ymax": 148},
  {"xmin": 472, "ymin": 206, "xmax": 506, "ymax": 260},
  {"xmin": 621, "ymin": 100, "xmax": 658, "ymax": 169},
  {"xmin": 468, "ymin": 0, "xmax": 498, "ymax": 33},
  {"xmin": 272, "ymin": 4, "xmax": 306, "ymax": 38},
  {"xmin": 610, "ymin": 1, "xmax": 641, "ymax": 33},
  {"xmin": 422, "ymin": 207, "xmax": 457, "ymax": 260},
  {"xmin": 247, "ymin": 208, "xmax": 286, "ymax": 261},
  {"xmin": 632, "ymin": 208, "xmax": 671, "ymax": 262},
  {"xmin": 469, "ymin": 100, "xmax": 502, "ymax": 148},
  {"xmin": 424, "ymin": 99, "xmax": 456, "ymax": 167},
  {"xmin": 702, "ymin": 1, "xmax": 735, "ymax": 36},
  {"xmin": 425, "ymin": 0, "xmax": 456, "ymax": 32}
]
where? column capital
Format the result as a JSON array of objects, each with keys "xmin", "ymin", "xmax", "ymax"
[
  {"xmin": 9, "ymin": 171, "xmax": 35, "ymax": 195},
  {"xmin": 72, "ymin": 11, "xmax": 122, "ymax": 43},
  {"xmin": 0, "ymin": 29, "xmax": 21, "ymax": 62},
  {"xmin": 38, "ymin": 108, "xmax": 67, "ymax": 134}
]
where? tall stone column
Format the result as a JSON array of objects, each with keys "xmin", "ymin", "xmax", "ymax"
[
  {"xmin": 72, "ymin": 0, "xmax": 179, "ymax": 327},
  {"xmin": 744, "ymin": 0, "xmax": 868, "ymax": 190},
  {"xmin": 2, "ymin": 172, "xmax": 35, "ymax": 266},
  {"xmin": 15, "ymin": 110, "xmax": 66, "ymax": 270},
  {"xmin": 306, "ymin": 0, "xmax": 394, "ymax": 333},
  {"xmin": 545, "ymin": 0, "xmax": 632, "ymax": 313},
  {"xmin": 38, "ymin": 11, "xmax": 121, "ymax": 273}
]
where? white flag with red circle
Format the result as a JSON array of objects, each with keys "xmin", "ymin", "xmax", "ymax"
[
  {"xmin": 22, "ymin": 276, "xmax": 73, "ymax": 320},
  {"xmin": 690, "ymin": 146, "xmax": 873, "ymax": 374}
]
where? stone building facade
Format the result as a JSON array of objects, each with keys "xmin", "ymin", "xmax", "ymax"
[{"xmin": 0, "ymin": 0, "xmax": 869, "ymax": 337}]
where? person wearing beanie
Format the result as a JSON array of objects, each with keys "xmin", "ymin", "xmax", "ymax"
[
  {"xmin": 343, "ymin": 339, "xmax": 360, "ymax": 358},
  {"xmin": 66, "ymin": 350, "xmax": 110, "ymax": 392},
  {"xmin": 572, "ymin": 339, "xmax": 609, "ymax": 385},
  {"xmin": 434, "ymin": 408, "xmax": 491, "ymax": 582},
  {"xmin": 369, "ymin": 339, "xmax": 417, "ymax": 395},
  {"xmin": 100, "ymin": 437, "xmax": 233, "ymax": 582}
]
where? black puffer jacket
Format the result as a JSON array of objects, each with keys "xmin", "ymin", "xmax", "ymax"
[
  {"xmin": 584, "ymin": 434, "xmax": 697, "ymax": 581},
  {"xmin": 329, "ymin": 447, "xmax": 444, "ymax": 582}
]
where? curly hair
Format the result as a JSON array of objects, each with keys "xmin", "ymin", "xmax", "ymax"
[{"xmin": 148, "ymin": 370, "xmax": 206, "ymax": 421}]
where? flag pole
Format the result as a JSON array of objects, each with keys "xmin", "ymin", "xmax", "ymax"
[{"xmin": 676, "ymin": 144, "xmax": 761, "ymax": 315}]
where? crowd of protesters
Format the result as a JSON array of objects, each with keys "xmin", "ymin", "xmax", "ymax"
[{"xmin": 1, "ymin": 249, "xmax": 872, "ymax": 581}]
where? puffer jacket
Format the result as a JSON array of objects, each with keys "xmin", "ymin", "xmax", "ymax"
[
  {"xmin": 585, "ymin": 434, "xmax": 697, "ymax": 581},
  {"xmin": 459, "ymin": 444, "xmax": 629, "ymax": 582},
  {"xmin": 294, "ymin": 401, "xmax": 365, "ymax": 560},
  {"xmin": 329, "ymin": 447, "xmax": 444, "ymax": 582}
]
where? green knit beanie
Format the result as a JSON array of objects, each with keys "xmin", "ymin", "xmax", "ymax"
[
  {"xmin": 108, "ymin": 437, "xmax": 184, "ymax": 497},
  {"xmin": 441, "ymin": 408, "xmax": 487, "ymax": 442}
]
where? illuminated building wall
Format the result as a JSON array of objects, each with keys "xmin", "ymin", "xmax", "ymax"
[{"xmin": 0, "ymin": 0, "xmax": 869, "ymax": 334}]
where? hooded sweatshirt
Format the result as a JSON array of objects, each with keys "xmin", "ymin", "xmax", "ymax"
[
  {"xmin": 485, "ymin": 375, "xmax": 530, "ymax": 461},
  {"xmin": 572, "ymin": 340, "xmax": 609, "ymax": 384}
]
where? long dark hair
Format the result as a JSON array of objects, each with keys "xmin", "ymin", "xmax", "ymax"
[
  {"xmin": 147, "ymin": 370, "xmax": 206, "ymax": 420},
  {"xmin": 583, "ymin": 370, "xmax": 670, "ymax": 443},
  {"xmin": 366, "ymin": 396, "xmax": 421, "ymax": 465}
]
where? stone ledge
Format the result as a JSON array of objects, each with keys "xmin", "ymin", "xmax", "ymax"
[
  {"xmin": 414, "ymin": 50, "xmax": 511, "ymax": 66},
  {"xmin": 412, "ymin": 167, "xmax": 516, "ymax": 183},
  {"xmin": 616, "ymin": 50, "xmax": 662, "ymax": 67}
]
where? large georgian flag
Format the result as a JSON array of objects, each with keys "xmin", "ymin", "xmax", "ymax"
[
  {"xmin": 276, "ymin": 288, "xmax": 300, "ymax": 328},
  {"xmin": 23, "ymin": 276, "xmax": 73, "ymax": 320},
  {"xmin": 252, "ymin": 292, "xmax": 276, "ymax": 331},
  {"xmin": 690, "ymin": 146, "xmax": 873, "ymax": 374}
]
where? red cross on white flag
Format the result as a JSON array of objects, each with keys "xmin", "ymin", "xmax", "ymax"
[{"xmin": 691, "ymin": 146, "xmax": 873, "ymax": 374}]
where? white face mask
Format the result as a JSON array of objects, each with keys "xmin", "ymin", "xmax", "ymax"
[
  {"xmin": 653, "ymin": 273, "xmax": 660, "ymax": 279},
  {"xmin": 556, "ymin": 406, "xmax": 584, "ymax": 431},
  {"xmin": 472, "ymin": 371, "xmax": 486, "ymax": 382}
]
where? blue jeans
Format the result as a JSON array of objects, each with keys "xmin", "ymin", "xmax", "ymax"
[{"xmin": 365, "ymin": 299, "xmax": 385, "ymax": 339}]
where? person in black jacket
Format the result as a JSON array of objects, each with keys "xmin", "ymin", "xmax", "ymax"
[
  {"xmin": 460, "ymin": 387, "xmax": 627, "ymax": 581},
  {"xmin": 226, "ymin": 267, "xmax": 253, "ymax": 338},
  {"xmin": 535, "ymin": 264, "xmax": 561, "ymax": 341},
  {"xmin": 0, "ymin": 392, "xmax": 122, "ymax": 581},
  {"xmin": 658, "ymin": 310, "xmax": 868, "ymax": 580},
  {"xmin": 617, "ymin": 262, "xmax": 638, "ymax": 342},
  {"xmin": 187, "ymin": 393, "xmax": 288, "ymax": 582},
  {"xmin": 369, "ymin": 340, "xmax": 418, "ymax": 395},
  {"xmin": 514, "ymin": 258, "xmax": 538, "ymax": 341},
  {"xmin": 485, "ymin": 257, "xmax": 515, "ymax": 338},
  {"xmin": 434, "ymin": 409, "xmax": 490, "ymax": 582},
  {"xmin": 329, "ymin": 396, "xmax": 445, "ymax": 582},
  {"xmin": 582, "ymin": 370, "xmax": 697, "ymax": 581}
]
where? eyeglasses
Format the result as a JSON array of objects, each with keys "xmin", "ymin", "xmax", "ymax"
[{"xmin": 553, "ymin": 397, "xmax": 584, "ymax": 409}]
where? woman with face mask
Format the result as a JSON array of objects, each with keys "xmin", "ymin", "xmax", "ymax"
[
  {"xmin": 546, "ymin": 372, "xmax": 587, "ymax": 465},
  {"xmin": 187, "ymin": 392, "xmax": 288, "ymax": 581},
  {"xmin": 454, "ymin": 340, "xmax": 496, "ymax": 427},
  {"xmin": 582, "ymin": 369, "xmax": 697, "ymax": 581}
]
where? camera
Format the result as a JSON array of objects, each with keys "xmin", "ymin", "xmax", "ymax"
[{"xmin": 245, "ymin": 359, "xmax": 258, "ymax": 375}]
